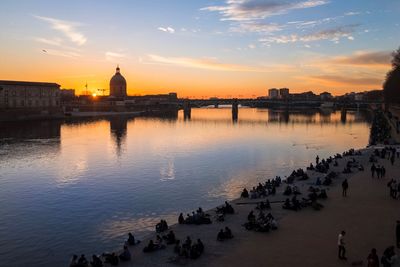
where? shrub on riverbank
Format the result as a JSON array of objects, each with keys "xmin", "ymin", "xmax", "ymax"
[{"xmin": 370, "ymin": 110, "xmax": 392, "ymax": 145}]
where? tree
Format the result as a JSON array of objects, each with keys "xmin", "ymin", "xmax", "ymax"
[{"xmin": 383, "ymin": 47, "xmax": 400, "ymax": 104}]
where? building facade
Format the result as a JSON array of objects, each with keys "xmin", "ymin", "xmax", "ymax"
[
  {"xmin": 0, "ymin": 80, "xmax": 60, "ymax": 109},
  {"xmin": 279, "ymin": 88, "xmax": 290, "ymax": 99},
  {"xmin": 268, "ymin": 88, "xmax": 279, "ymax": 99},
  {"xmin": 320, "ymin": 92, "xmax": 333, "ymax": 101}
]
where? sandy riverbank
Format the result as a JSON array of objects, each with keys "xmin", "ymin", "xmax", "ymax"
[{"xmin": 94, "ymin": 145, "xmax": 399, "ymax": 267}]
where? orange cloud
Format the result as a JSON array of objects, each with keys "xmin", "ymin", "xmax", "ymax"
[{"xmin": 331, "ymin": 50, "xmax": 391, "ymax": 67}]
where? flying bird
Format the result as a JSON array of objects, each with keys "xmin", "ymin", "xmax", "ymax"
[{"xmin": 42, "ymin": 49, "xmax": 47, "ymax": 53}]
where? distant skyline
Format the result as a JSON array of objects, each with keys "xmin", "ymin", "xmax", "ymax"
[{"xmin": 0, "ymin": 0, "xmax": 399, "ymax": 97}]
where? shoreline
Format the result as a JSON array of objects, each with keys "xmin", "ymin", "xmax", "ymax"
[
  {"xmin": 67, "ymin": 109, "xmax": 398, "ymax": 267},
  {"xmin": 75, "ymin": 144, "xmax": 395, "ymax": 267}
]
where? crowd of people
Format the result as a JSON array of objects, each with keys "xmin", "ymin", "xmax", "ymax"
[
  {"xmin": 172, "ymin": 237, "xmax": 204, "ymax": 260},
  {"xmin": 178, "ymin": 207, "xmax": 212, "ymax": 225},
  {"xmin": 240, "ymin": 176, "xmax": 282, "ymax": 199},
  {"xmin": 217, "ymin": 227, "xmax": 234, "ymax": 241},
  {"xmin": 371, "ymin": 163, "xmax": 387, "ymax": 178},
  {"xmin": 286, "ymin": 169, "xmax": 309, "ymax": 183},
  {"xmin": 156, "ymin": 219, "xmax": 169, "ymax": 233},
  {"xmin": 243, "ymin": 210, "xmax": 278, "ymax": 232},
  {"xmin": 69, "ymin": 132, "xmax": 399, "ymax": 267},
  {"xmin": 70, "ymin": 232, "xmax": 140, "ymax": 267}
]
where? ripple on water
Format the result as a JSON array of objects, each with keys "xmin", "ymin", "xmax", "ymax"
[{"xmin": 0, "ymin": 108, "xmax": 372, "ymax": 266}]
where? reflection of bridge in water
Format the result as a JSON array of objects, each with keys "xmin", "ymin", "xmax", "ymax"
[
  {"xmin": 180, "ymin": 113, "xmax": 371, "ymax": 126},
  {"xmin": 179, "ymin": 98, "xmax": 379, "ymax": 109},
  {"xmin": 180, "ymin": 98, "xmax": 377, "ymax": 124}
]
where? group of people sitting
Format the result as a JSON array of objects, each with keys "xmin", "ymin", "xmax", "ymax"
[
  {"xmin": 283, "ymin": 189, "xmax": 326, "ymax": 211},
  {"xmin": 156, "ymin": 219, "xmax": 169, "ymax": 233},
  {"xmin": 240, "ymin": 177, "xmax": 281, "ymax": 199},
  {"xmin": 256, "ymin": 199, "xmax": 271, "ymax": 211},
  {"xmin": 308, "ymin": 159, "xmax": 331, "ymax": 174},
  {"xmin": 173, "ymin": 237, "xmax": 204, "ymax": 260},
  {"xmin": 141, "ymin": 230, "xmax": 179, "ymax": 256},
  {"xmin": 342, "ymin": 158, "xmax": 364, "ymax": 174},
  {"xmin": 143, "ymin": 236, "xmax": 167, "ymax": 253},
  {"xmin": 217, "ymin": 227, "xmax": 234, "ymax": 241},
  {"xmin": 308, "ymin": 186, "xmax": 328, "ymax": 200},
  {"xmin": 318, "ymin": 171, "xmax": 338, "ymax": 186},
  {"xmin": 286, "ymin": 169, "xmax": 309, "ymax": 183},
  {"xmin": 69, "ymin": 254, "xmax": 93, "ymax": 267},
  {"xmin": 342, "ymin": 148, "xmax": 362, "ymax": 157},
  {"xmin": 216, "ymin": 201, "xmax": 235, "ymax": 215},
  {"xmin": 243, "ymin": 210, "xmax": 278, "ymax": 232},
  {"xmin": 282, "ymin": 196, "xmax": 302, "ymax": 211},
  {"xmin": 178, "ymin": 207, "xmax": 212, "ymax": 225},
  {"xmin": 283, "ymin": 185, "xmax": 301, "ymax": 196},
  {"xmin": 70, "ymin": 232, "xmax": 141, "ymax": 267},
  {"xmin": 214, "ymin": 201, "xmax": 235, "ymax": 222}
]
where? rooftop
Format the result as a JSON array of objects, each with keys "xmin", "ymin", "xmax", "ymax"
[{"xmin": 0, "ymin": 80, "xmax": 60, "ymax": 87}]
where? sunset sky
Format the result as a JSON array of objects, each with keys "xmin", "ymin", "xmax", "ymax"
[{"xmin": 1, "ymin": 0, "xmax": 399, "ymax": 98}]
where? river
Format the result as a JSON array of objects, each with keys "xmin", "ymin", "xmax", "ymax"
[{"xmin": 0, "ymin": 107, "xmax": 372, "ymax": 266}]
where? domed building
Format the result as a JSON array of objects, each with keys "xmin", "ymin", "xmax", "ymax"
[{"xmin": 109, "ymin": 65, "xmax": 127, "ymax": 98}]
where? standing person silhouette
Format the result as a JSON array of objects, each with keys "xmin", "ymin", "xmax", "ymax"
[
  {"xmin": 338, "ymin": 231, "xmax": 347, "ymax": 260},
  {"xmin": 342, "ymin": 179, "xmax": 349, "ymax": 197}
]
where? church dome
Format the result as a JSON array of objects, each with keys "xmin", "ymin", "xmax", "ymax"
[{"xmin": 110, "ymin": 66, "xmax": 127, "ymax": 97}]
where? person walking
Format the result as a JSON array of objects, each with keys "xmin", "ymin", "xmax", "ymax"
[
  {"xmin": 342, "ymin": 179, "xmax": 349, "ymax": 197},
  {"xmin": 338, "ymin": 231, "xmax": 347, "ymax": 260},
  {"xmin": 391, "ymin": 180, "xmax": 398, "ymax": 199},
  {"xmin": 367, "ymin": 248, "xmax": 379, "ymax": 267},
  {"xmin": 376, "ymin": 165, "xmax": 381, "ymax": 179},
  {"xmin": 371, "ymin": 164, "xmax": 376, "ymax": 178}
]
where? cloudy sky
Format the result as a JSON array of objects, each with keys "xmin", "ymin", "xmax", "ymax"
[{"xmin": 0, "ymin": 0, "xmax": 399, "ymax": 97}]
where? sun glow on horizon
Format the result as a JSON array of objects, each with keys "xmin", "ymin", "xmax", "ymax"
[{"xmin": 0, "ymin": 0, "xmax": 399, "ymax": 97}]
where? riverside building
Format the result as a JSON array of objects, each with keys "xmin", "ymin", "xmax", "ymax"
[{"xmin": 0, "ymin": 80, "xmax": 61, "ymax": 109}]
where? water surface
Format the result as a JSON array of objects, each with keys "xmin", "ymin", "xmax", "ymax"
[{"xmin": 0, "ymin": 108, "xmax": 371, "ymax": 266}]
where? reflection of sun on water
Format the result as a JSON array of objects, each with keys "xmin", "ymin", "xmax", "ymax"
[
  {"xmin": 160, "ymin": 158, "xmax": 175, "ymax": 181},
  {"xmin": 55, "ymin": 159, "xmax": 88, "ymax": 187}
]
